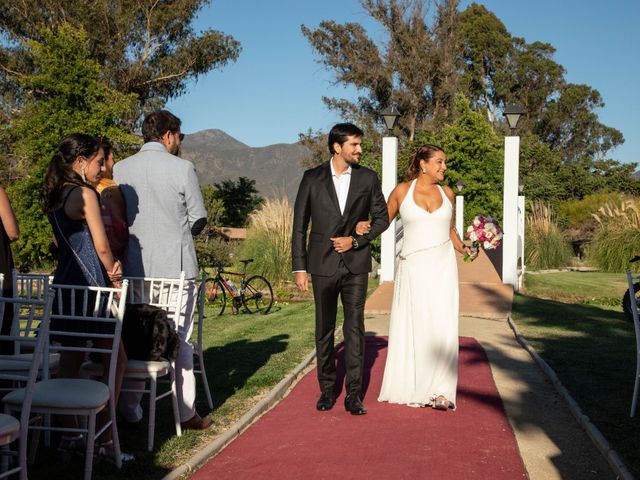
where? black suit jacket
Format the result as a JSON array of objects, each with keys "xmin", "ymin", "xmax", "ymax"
[{"xmin": 292, "ymin": 161, "xmax": 389, "ymax": 276}]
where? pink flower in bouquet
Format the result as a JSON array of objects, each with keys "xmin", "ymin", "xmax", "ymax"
[{"xmin": 464, "ymin": 215, "xmax": 503, "ymax": 262}]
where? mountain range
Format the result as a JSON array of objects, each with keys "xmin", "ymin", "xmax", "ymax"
[{"xmin": 180, "ymin": 129, "xmax": 310, "ymax": 202}]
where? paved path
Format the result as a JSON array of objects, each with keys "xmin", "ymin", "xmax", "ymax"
[{"xmin": 365, "ymin": 248, "xmax": 512, "ymax": 318}]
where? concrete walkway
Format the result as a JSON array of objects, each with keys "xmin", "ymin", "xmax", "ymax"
[
  {"xmin": 363, "ymin": 248, "xmax": 618, "ymax": 479},
  {"xmin": 365, "ymin": 248, "xmax": 512, "ymax": 318}
]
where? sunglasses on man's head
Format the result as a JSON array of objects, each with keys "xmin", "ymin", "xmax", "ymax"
[{"xmin": 178, "ymin": 133, "xmax": 185, "ymax": 141}]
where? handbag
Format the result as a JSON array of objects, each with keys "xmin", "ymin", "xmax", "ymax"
[{"xmin": 121, "ymin": 303, "xmax": 179, "ymax": 362}]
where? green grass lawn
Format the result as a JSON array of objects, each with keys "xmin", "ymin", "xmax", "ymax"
[
  {"xmin": 27, "ymin": 299, "xmax": 330, "ymax": 479},
  {"xmin": 513, "ymin": 271, "xmax": 640, "ymax": 477},
  {"xmin": 524, "ymin": 271, "xmax": 628, "ymax": 306}
]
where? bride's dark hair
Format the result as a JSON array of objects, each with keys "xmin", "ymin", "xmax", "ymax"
[
  {"xmin": 41, "ymin": 133, "xmax": 100, "ymax": 212},
  {"xmin": 407, "ymin": 144, "xmax": 444, "ymax": 180}
]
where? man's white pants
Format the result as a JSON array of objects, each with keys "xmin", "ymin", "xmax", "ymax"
[{"xmin": 119, "ymin": 279, "xmax": 198, "ymax": 423}]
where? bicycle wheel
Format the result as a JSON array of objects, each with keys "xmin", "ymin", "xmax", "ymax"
[
  {"xmin": 623, "ymin": 282, "xmax": 640, "ymax": 322},
  {"xmin": 202, "ymin": 278, "xmax": 227, "ymax": 315},
  {"xmin": 242, "ymin": 275, "xmax": 274, "ymax": 314}
]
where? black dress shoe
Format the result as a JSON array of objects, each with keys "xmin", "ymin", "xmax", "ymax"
[
  {"xmin": 344, "ymin": 394, "xmax": 367, "ymax": 415},
  {"xmin": 316, "ymin": 391, "xmax": 336, "ymax": 411}
]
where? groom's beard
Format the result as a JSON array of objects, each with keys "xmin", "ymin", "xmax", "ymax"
[{"xmin": 345, "ymin": 156, "xmax": 360, "ymax": 166}]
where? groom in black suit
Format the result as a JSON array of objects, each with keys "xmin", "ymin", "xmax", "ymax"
[{"xmin": 292, "ymin": 123, "xmax": 389, "ymax": 415}]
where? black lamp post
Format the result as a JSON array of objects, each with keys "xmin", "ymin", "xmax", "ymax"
[
  {"xmin": 380, "ymin": 106, "xmax": 400, "ymax": 135},
  {"xmin": 456, "ymin": 179, "xmax": 464, "ymax": 193},
  {"xmin": 503, "ymin": 104, "xmax": 524, "ymax": 135}
]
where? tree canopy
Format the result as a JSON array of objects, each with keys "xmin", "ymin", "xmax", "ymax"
[
  {"xmin": 214, "ymin": 177, "xmax": 264, "ymax": 228},
  {"xmin": 0, "ymin": 1, "xmax": 240, "ymax": 268},
  {"xmin": 0, "ymin": 0, "xmax": 241, "ymax": 122},
  {"xmin": 7, "ymin": 24, "xmax": 139, "ymax": 268},
  {"xmin": 302, "ymin": 0, "xmax": 634, "ymax": 204}
]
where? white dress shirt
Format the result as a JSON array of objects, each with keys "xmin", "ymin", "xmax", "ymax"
[{"xmin": 330, "ymin": 157, "xmax": 352, "ymax": 215}]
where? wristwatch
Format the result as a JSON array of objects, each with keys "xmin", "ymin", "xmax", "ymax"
[{"xmin": 351, "ymin": 236, "xmax": 359, "ymax": 249}]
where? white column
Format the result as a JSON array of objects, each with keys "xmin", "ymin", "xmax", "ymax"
[
  {"xmin": 380, "ymin": 136, "xmax": 398, "ymax": 282},
  {"xmin": 455, "ymin": 195, "xmax": 464, "ymax": 241},
  {"xmin": 502, "ymin": 136, "xmax": 520, "ymax": 288},
  {"xmin": 517, "ymin": 194, "xmax": 525, "ymax": 291}
]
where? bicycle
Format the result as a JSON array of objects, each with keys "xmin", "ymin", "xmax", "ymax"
[{"xmin": 200, "ymin": 258, "xmax": 274, "ymax": 315}]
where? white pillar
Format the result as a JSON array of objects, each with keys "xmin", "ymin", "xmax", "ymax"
[
  {"xmin": 517, "ymin": 194, "xmax": 525, "ymax": 291},
  {"xmin": 502, "ymin": 136, "xmax": 520, "ymax": 289},
  {"xmin": 380, "ymin": 136, "xmax": 398, "ymax": 282},
  {"xmin": 455, "ymin": 195, "xmax": 464, "ymax": 241}
]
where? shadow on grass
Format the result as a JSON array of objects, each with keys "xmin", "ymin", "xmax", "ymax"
[
  {"xmin": 511, "ymin": 293, "xmax": 640, "ymax": 478},
  {"xmin": 203, "ymin": 334, "xmax": 290, "ymax": 410}
]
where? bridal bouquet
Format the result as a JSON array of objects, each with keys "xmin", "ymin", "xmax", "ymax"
[{"xmin": 464, "ymin": 214, "xmax": 503, "ymax": 263}]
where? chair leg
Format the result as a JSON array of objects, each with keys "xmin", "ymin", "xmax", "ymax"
[
  {"xmin": 148, "ymin": 378, "xmax": 157, "ymax": 452},
  {"xmin": 84, "ymin": 415, "xmax": 97, "ymax": 480},
  {"xmin": 631, "ymin": 355, "xmax": 640, "ymax": 417},
  {"xmin": 18, "ymin": 420, "xmax": 28, "ymax": 480},
  {"xmin": 27, "ymin": 415, "xmax": 42, "ymax": 465},
  {"xmin": 109, "ymin": 400, "xmax": 122, "ymax": 469},
  {"xmin": 43, "ymin": 414, "xmax": 51, "ymax": 448},
  {"xmin": 198, "ymin": 349, "xmax": 214, "ymax": 409},
  {"xmin": 1, "ymin": 445, "xmax": 9, "ymax": 474},
  {"xmin": 170, "ymin": 366, "xmax": 182, "ymax": 437}
]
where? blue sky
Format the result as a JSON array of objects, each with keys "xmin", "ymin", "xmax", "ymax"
[{"xmin": 167, "ymin": 0, "xmax": 639, "ymax": 166}]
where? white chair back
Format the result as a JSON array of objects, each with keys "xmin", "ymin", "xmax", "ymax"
[
  {"xmin": 12, "ymin": 271, "xmax": 51, "ymax": 302},
  {"xmin": 125, "ymin": 273, "xmax": 185, "ymax": 327},
  {"xmin": 50, "ymin": 281, "xmax": 128, "ymax": 395}
]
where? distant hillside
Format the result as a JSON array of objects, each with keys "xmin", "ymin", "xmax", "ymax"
[{"xmin": 180, "ymin": 129, "xmax": 310, "ymax": 202}]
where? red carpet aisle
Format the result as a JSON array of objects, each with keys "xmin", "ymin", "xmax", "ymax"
[{"xmin": 192, "ymin": 337, "xmax": 527, "ymax": 480}]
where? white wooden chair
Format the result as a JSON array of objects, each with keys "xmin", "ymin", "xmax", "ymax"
[
  {"xmin": 626, "ymin": 268, "xmax": 640, "ymax": 417},
  {"xmin": 121, "ymin": 274, "xmax": 185, "ymax": 451},
  {"xmin": 194, "ymin": 271, "xmax": 213, "ymax": 409},
  {"xmin": 0, "ymin": 292, "xmax": 54, "ymax": 479},
  {"xmin": 2, "ymin": 281, "xmax": 128, "ymax": 480},
  {"xmin": 8, "ymin": 271, "xmax": 58, "ymax": 377}
]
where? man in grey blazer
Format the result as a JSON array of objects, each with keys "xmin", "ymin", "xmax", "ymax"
[{"xmin": 114, "ymin": 110, "xmax": 212, "ymax": 430}]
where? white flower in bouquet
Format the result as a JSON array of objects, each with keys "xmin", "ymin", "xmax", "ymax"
[{"xmin": 464, "ymin": 214, "xmax": 504, "ymax": 262}]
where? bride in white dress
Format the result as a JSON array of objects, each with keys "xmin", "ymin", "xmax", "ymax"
[{"xmin": 359, "ymin": 145, "xmax": 472, "ymax": 410}]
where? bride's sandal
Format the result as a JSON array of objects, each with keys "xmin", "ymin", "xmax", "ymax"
[
  {"xmin": 433, "ymin": 396, "xmax": 450, "ymax": 411},
  {"xmin": 95, "ymin": 440, "xmax": 135, "ymax": 465}
]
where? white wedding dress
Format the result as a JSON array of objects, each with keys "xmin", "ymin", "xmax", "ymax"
[{"xmin": 378, "ymin": 179, "xmax": 459, "ymax": 408}]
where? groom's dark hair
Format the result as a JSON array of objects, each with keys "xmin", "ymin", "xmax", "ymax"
[{"xmin": 328, "ymin": 123, "xmax": 363, "ymax": 154}]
